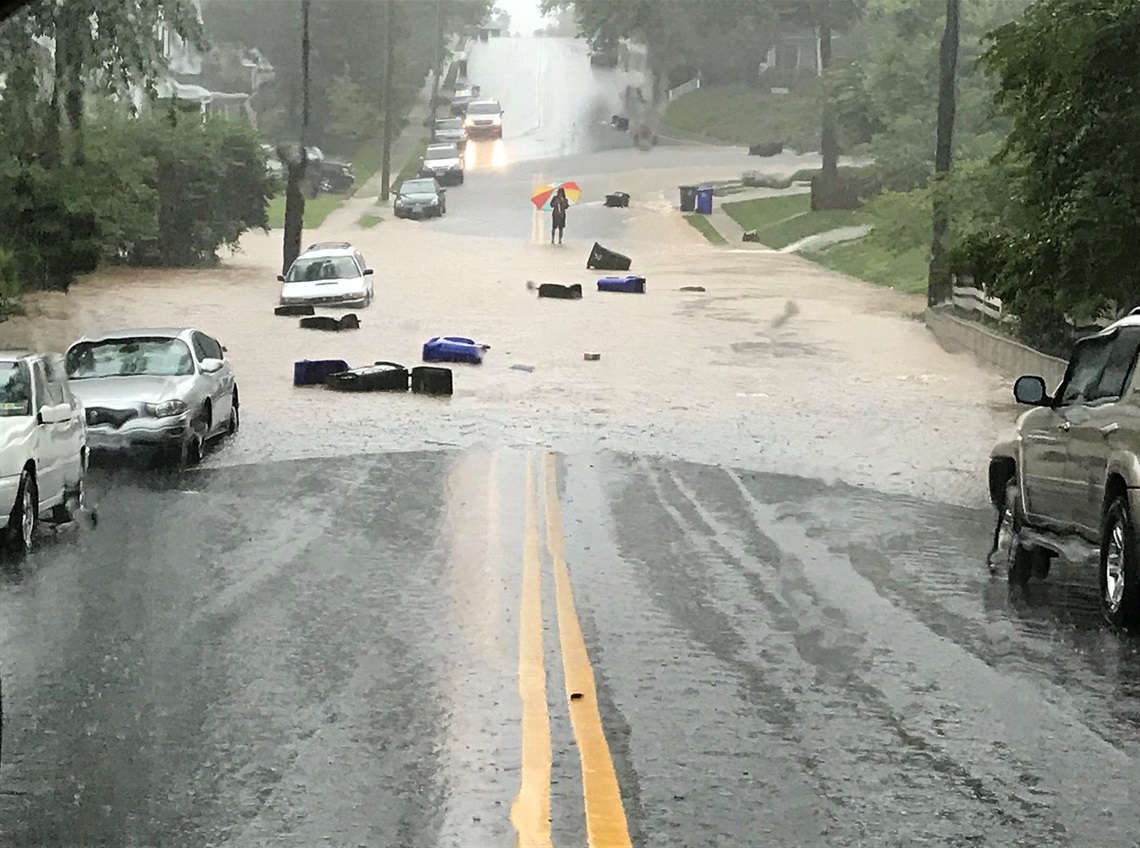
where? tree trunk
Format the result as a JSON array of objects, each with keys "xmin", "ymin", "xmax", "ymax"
[
  {"xmin": 43, "ymin": 17, "xmax": 68, "ymax": 168},
  {"xmin": 818, "ymin": 18, "xmax": 838, "ymax": 178},
  {"xmin": 282, "ymin": 0, "xmax": 311, "ymax": 276},
  {"xmin": 927, "ymin": 0, "xmax": 960, "ymax": 307},
  {"xmin": 282, "ymin": 156, "xmax": 307, "ymax": 275},
  {"xmin": 380, "ymin": 0, "xmax": 398, "ymax": 202},
  {"xmin": 66, "ymin": 50, "xmax": 85, "ymax": 166}
]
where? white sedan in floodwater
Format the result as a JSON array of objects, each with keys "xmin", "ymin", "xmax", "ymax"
[{"xmin": 278, "ymin": 242, "xmax": 375, "ymax": 309}]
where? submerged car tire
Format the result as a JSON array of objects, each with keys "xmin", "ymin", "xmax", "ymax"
[
  {"xmin": 227, "ymin": 392, "xmax": 240, "ymax": 435},
  {"xmin": 7, "ymin": 468, "xmax": 38, "ymax": 555},
  {"xmin": 1100, "ymin": 496, "xmax": 1140, "ymax": 628},
  {"xmin": 992, "ymin": 481, "xmax": 1039, "ymax": 585}
]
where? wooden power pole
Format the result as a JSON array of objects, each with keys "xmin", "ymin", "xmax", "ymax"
[
  {"xmin": 927, "ymin": 0, "xmax": 960, "ymax": 307},
  {"xmin": 281, "ymin": 0, "xmax": 311, "ymax": 275},
  {"xmin": 379, "ymin": 0, "xmax": 396, "ymax": 201}
]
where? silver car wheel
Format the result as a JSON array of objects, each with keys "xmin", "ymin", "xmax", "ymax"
[
  {"xmin": 20, "ymin": 478, "xmax": 35, "ymax": 550},
  {"xmin": 1105, "ymin": 518, "xmax": 1127, "ymax": 614}
]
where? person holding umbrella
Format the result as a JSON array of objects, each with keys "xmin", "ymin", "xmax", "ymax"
[{"xmin": 550, "ymin": 186, "xmax": 569, "ymax": 244}]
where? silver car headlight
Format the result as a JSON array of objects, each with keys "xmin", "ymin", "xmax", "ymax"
[{"xmin": 147, "ymin": 399, "xmax": 188, "ymax": 418}]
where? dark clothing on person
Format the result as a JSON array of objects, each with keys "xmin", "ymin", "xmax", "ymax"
[{"xmin": 551, "ymin": 192, "xmax": 569, "ymax": 243}]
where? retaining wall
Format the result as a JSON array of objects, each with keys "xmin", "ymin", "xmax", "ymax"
[{"xmin": 925, "ymin": 307, "xmax": 1068, "ymax": 390}]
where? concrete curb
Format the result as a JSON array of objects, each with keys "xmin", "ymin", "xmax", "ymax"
[{"xmin": 925, "ymin": 307, "xmax": 1067, "ymax": 387}]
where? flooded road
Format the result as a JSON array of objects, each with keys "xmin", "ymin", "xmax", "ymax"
[
  {"xmin": 2, "ymin": 451, "xmax": 1138, "ymax": 846},
  {"xmin": 3, "ymin": 34, "xmax": 1137, "ymax": 848}
]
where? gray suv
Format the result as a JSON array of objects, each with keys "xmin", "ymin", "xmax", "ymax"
[{"xmin": 988, "ymin": 313, "xmax": 1140, "ymax": 627}]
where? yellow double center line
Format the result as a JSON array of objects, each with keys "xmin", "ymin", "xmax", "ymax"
[{"xmin": 511, "ymin": 453, "xmax": 632, "ymax": 848}]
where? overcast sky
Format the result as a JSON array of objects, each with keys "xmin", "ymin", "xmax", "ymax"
[{"xmin": 493, "ymin": 0, "xmax": 549, "ymax": 35}]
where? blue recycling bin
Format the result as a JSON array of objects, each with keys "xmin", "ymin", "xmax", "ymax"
[{"xmin": 695, "ymin": 185, "xmax": 714, "ymax": 215}]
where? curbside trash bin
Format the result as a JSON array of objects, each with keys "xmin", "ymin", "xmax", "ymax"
[
  {"xmin": 679, "ymin": 185, "xmax": 697, "ymax": 213},
  {"xmin": 695, "ymin": 185, "xmax": 714, "ymax": 215}
]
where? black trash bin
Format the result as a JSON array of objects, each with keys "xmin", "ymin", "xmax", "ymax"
[{"xmin": 679, "ymin": 185, "xmax": 697, "ymax": 213}]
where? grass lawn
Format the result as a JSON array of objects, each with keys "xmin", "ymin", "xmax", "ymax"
[
  {"xmin": 265, "ymin": 136, "xmax": 389, "ymax": 229},
  {"xmin": 393, "ymin": 139, "xmax": 429, "ymax": 191},
  {"xmin": 663, "ymin": 86, "xmax": 820, "ymax": 151},
  {"xmin": 266, "ymin": 193, "xmax": 345, "ymax": 230},
  {"xmin": 804, "ymin": 240, "xmax": 930, "ymax": 296},
  {"xmin": 357, "ymin": 212, "xmax": 383, "ymax": 228},
  {"xmin": 721, "ymin": 193, "xmax": 865, "ymax": 250},
  {"xmin": 684, "ymin": 214, "xmax": 727, "ymax": 245}
]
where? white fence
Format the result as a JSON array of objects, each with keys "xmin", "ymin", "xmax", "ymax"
[
  {"xmin": 668, "ymin": 74, "xmax": 701, "ymax": 102},
  {"xmin": 951, "ymin": 281, "xmax": 1006, "ymax": 322},
  {"xmin": 951, "ymin": 275, "xmax": 1112, "ymax": 333}
]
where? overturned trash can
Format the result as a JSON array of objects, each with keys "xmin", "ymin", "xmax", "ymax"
[
  {"xmin": 587, "ymin": 242, "xmax": 632, "ymax": 272},
  {"xmin": 695, "ymin": 185, "xmax": 714, "ymax": 215},
  {"xmin": 679, "ymin": 185, "xmax": 697, "ymax": 213}
]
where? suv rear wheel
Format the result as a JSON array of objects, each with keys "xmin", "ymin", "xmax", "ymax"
[{"xmin": 1100, "ymin": 496, "xmax": 1140, "ymax": 628}]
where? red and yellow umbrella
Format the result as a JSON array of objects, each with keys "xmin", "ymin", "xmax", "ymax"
[{"xmin": 531, "ymin": 180, "xmax": 581, "ymax": 211}]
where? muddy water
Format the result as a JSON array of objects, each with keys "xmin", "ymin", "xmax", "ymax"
[{"xmin": 0, "ymin": 166, "xmax": 1016, "ymax": 507}]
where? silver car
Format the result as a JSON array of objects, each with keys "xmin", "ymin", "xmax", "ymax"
[{"xmin": 64, "ymin": 328, "xmax": 239, "ymax": 467}]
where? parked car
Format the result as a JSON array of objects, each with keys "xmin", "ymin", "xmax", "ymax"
[
  {"xmin": 433, "ymin": 117, "xmax": 469, "ymax": 151},
  {"xmin": 589, "ymin": 39, "xmax": 619, "ymax": 68},
  {"xmin": 64, "ymin": 328, "xmax": 239, "ymax": 469},
  {"xmin": 420, "ymin": 142, "xmax": 465, "ymax": 186},
  {"xmin": 1, "ymin": 351, "xmax": 88, "ymax": 554},
  {"xmin": 393, "ymin": 177, "xmax": 447, "ymax": 219},
  {"xmin": 312, "ymin": 158, "xmax": 355, "ymax": 194},
  {"xmin": 988, "ymin": 313, "xmax": 1140, "ymax": 627},
  {"xmin": 278, "ymin": 243, "xmax": 375, "ymax": 308},
  {"xmin": 450, "ymin": 85, "xmax": 480, "ymax": 117},
  {"xmin": 464, "ymin": 98, "xmax": 504, "ymax": 139}
]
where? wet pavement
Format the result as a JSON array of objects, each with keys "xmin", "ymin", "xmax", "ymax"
[
  {"xmin": 2, "ymin": 35, "xmax": 1139, "ymax": 847},
  {"xmin": 2, "ymin": 452, "xmax": 1139, "ymax": 846}
]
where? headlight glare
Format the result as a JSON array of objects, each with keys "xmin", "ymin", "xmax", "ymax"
[{"xmin": 147, "ymin": 399, "xmax": 188, "ymax": 418}]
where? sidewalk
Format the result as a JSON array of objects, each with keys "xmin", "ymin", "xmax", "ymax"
[
  {"xmin": 319, "ymin": 36, "xmax": 469, "ymax": 233},
  {"xmin": 318, "ymin": 83, "xmax": 433, "ymax": 233},
  {"xmin": 698, "ymin": 185, "xmax": 811, "ymax": 248}
]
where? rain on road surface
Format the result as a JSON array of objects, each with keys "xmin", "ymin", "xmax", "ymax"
[
  {"xmin": 3, "ymin": 453, "xmax": 1139, "ymax": 846},
  {"xmin": 3, "ymin": 35, "xmax": 1140, "ymax": 848}
]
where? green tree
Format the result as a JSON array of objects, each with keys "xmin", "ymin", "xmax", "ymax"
[
  {"xmin": 0, "ymin": 0, "xmax": 202, "ymax": 166},
  {"xmin": 977, "ymin": 0, "xmax": 1140, "ymax": 332}
]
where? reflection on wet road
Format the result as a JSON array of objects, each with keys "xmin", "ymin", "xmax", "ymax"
[{"xmin": 2, "ymin": 451, "xmax": 1137, "ymax": 846}]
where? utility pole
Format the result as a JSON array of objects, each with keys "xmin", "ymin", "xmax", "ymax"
[
  {"xmin": 379, "ymin": 0, "xmax": 396, "ymax": 201},
  {"xmin": 281, "ymin": 0, "xmax": 311, "ymax": 275},
  {"xmin": 927, "ymin": 0, "xmax": 960, "ymax": 307},
  {"xmin": 429, "ymin": 0, "xmax": 443, "ymax": 118}
]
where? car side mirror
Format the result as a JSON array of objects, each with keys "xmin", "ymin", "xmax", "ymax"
[
  {"xmin": 277, "ymin": 274, "xmax": 285, "ymax": 282},
  {"xmin": 200, "ymin": 358, "xmax": 225, "ymax": 374},
  {"xmin": 364, "ymin": 269, "xmax": 374, "ymax": 276},
  {"xmin": 1014, "ymin": 375, "xmax": 1049, "ymax": 406}
]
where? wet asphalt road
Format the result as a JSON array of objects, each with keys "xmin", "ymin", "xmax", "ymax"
[{"xmin": 2, "ymin": 452, "xmax": 1139, "ymax": 846}]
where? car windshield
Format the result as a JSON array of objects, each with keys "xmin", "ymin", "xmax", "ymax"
[
  {"xmin": 426, "ymin": 145, "xmax": 457, "ymax": 158},
  {"xmin": 65, "ymin": 337, "xmax": 195, "ymax": 379},
  {"xmin": 401, "ymin": 179, "xmax": 436, "ymax": 195},
  {"xmin": 467, "ymin": 101, "xmax": 501, "ymax": 115},
  {"xmin": 0, "ymin": 361, "xmax": 32, "ymax": 417},
  {"xmin": 285, "ymin": 256, "xmax": 360, "ymax": 282},
  {"xmin": 436, "ymin": 119, "xmax": 462, "ymax": 130}
]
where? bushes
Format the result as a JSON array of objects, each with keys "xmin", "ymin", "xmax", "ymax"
[{"xmin": 0, "ymin": 114, "xmax": 272, "ymax": 316}]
